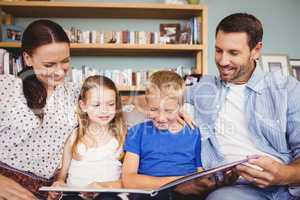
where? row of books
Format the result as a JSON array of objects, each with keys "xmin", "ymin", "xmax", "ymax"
[
  {"xmin": 0, "ymin": 17, "xmax": 201, "ymax": 45},
  {"xmin": 69, "ymin": 65, "xmax": 192, "ymax": 87},
  {"xmin": 64, "ymin": 18, "xmax": 201, "ymax": 45},
  {"xmin": 0, "ymin": 49, "xmax": 192, "ymax": 88},
  {"xmin": 65, "ymin": 28, "xmax": 160, "ymax": 45},
  {"xmin": 0, "ymin": 49, "xmax": 23, "ymax": 75}
]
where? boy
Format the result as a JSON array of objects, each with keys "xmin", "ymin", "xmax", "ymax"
[{"xmin": 122, "ymin": 71, "xmax": 202, "ymax": 200}]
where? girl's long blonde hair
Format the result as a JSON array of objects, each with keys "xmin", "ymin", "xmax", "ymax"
[{"xmin": 72, "ymin": 75, "xmax": 127, "ymax": 160}]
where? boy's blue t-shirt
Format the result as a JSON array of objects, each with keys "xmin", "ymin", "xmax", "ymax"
[{"xmin": 124, "ymin": 121, "xmax": 202, "ymax": 177}]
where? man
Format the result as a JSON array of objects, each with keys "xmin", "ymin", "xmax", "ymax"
[{"xmin": 182, "ymin": 13, "xmax": 300, "ymax": 199}]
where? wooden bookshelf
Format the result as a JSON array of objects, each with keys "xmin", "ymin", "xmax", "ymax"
[
  {"xmin": 70, "ymin": 44, "xmax": 204, "ymax": 56},
  {"xmin": 118, "ymin": 85, "xmax": 145, "ymax": 92},
  {"xmin": 0, "ymin": 1, "xmax": 205, "ymax": 19},
  {"xmin": 0, "ymin": 1, "xmax": 208, "ymax": 74},
  {"xmin": 0, "ymin": 42, "xmax": 20, "ymax": 48},
  {"xmin": 0, "ymin": 42, "xmax": 203, "ymax": 56}
]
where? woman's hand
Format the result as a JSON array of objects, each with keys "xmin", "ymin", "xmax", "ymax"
[
  {"xmin": 47, "ymin": 180, "xmax": 66, "ymax": 200},
  {"xmin": 0, "ymin": 175, "xmax": 37, "ymax": 200}
]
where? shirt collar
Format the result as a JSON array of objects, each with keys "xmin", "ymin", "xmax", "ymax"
[
  {"xmin": 245, "ymin": 64, "xmax": 266, "ymax": 94},
  {"xmin": 215, "ymin": 62, "xmax": 266, "ymax": 94}
]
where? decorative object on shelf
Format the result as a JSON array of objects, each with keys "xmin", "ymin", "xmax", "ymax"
[
  {"xmin": 179, "ymin": 22, "xmax": 192, "ymax": 44},
  {"xmin": 160, "ymin": 23, "xmax": 180, "ymax": 44},
  {"xmin": 186, "ymin": 0, "xmax": 200, "ymax": 4},
  {"xmin": 289, "ymin": 59, "xmax": 300, "ymax": 81},
  {"xmin": 184, "ymin": 73, "xmax": 202, "ymax": 86},
  {"xmin": 0, "ymin": 24, "xmax": 24, "ymax": 42},
  {"xmin": 259, "ymin": 54, "xmax": 290, "ymax": 76},
  {"xmin": 164, "ymin": 0, "xmax": 186, "ymax": 4}
]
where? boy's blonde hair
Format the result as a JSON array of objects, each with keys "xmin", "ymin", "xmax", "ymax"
[
  {"xmin": 72, "ymin": 75, "xmax": 127, "ymax": 160},
  {"xmin": 146, "ymin": 70, "xmax": 185, "ymax": 105}
]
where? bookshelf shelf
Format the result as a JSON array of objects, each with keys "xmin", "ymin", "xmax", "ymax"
[
  {"xmin": 0, "ymin": 1, "xmax": 208, "ymax": 75},
  {"xmin": 0, "ymin": 42, "xmax": 203, "ymax": 56},
  {"xmin": 0, "ymin": 42, "xmax": 20, "ymax": 48},
  {"xmin": 70, "ymin": 43, "xmax": 204, "ymax": 56},
  {"xmin": 118, "ymin": 85, "xmax": 145, "ymax": 92},
  {"xmin": 0, "ymin": 1, "xmax": 205, "ymax": 19}
]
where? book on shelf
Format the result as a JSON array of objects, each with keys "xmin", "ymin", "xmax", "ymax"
[
  {"xmin": 40, "ymin": 158, "xmax": 248, "ymax": 197},
  {"xmin": 0, "ymin": 48, "xmax": 23, "ymax": 75}
]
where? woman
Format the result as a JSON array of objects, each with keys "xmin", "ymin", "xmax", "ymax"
[{"xmin": 0, "ymin": 19, "xmax": 79, "ymax": 200}]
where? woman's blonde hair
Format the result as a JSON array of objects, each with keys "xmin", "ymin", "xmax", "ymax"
[{"xmin": 72, "ymin": 75, "xmax": 127, "ymax": 160}]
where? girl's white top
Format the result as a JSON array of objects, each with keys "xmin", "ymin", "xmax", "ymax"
[{"xmin": 67, "ymin": 137, "xmax": 122, "ymax": 187}]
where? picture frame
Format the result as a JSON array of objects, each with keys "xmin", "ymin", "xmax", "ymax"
[
  {"xmin": 179, "ymin": 22, "xmax": 192, "ymax": 44},
  {"xmin": 259, "ymin": 54, "xmax": 290, "ymax": 76},
  {"xmin": 159, "ymin": 23, "xmax": 180, "ymax": 44},
  {"xmin": 0, "ymin": 24, "xmax": 24, "ymax": 42},
  {"xmin": 289, "ymin": 59, "xmax": 300, "ymax": 81}
]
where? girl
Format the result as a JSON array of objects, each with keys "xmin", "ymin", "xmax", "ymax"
[{"xmin": 49, "ymin": 75, "xmax": 127, "ymax": 200}]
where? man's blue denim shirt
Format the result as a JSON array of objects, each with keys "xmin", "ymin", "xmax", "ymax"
[{"xmin": 186, "ymin": 66, "xmax": 300, "ymax": 170}]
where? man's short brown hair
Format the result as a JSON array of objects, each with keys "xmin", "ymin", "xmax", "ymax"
[{"xmin": 216, "ymin": 13, "xmax": 263, "ymax": 50}]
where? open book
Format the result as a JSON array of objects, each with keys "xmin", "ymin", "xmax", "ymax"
[{"xmin": 40, "ymin": 158, "xmax": 247, "ymax": 197}]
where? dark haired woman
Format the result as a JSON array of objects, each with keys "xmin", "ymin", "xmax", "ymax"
[{"xmin": 0, "ymin": 19, "xmax": 79, "ymax": 200}]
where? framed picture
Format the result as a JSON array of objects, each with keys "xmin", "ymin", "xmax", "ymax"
[
  {"xmin": 159, "ymin": 23, "xmax": 180, "ymax": 44},
  {"xmin": 259, "ymin": 54, "xmax": 290, "ymax": 76},
  {"xmin": 179, "ymin": 22, "xmax": 192, "ymax": 44},
  {"xmin": 0, "ymin": 24, "xmax": 24, "ymax": 42},
  {"xmin": 290, "ymin": 59, "xmax": 300, "ymax": 81}
]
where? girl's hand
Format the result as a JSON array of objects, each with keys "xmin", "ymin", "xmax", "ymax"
[
  {"xmin": 47, "ymin": 180, "xmax": 66, "ymax": 200},
  {"xmin": 80, "ymin": 182, "xmax": 104, "ymax": 200},
  {"xmin": 87, "ymin": 181, "xmax": 122, "ymax": 189},
  {"xmin": 87, "ymin": 181, "xmax": 103, "ymax": 189}
]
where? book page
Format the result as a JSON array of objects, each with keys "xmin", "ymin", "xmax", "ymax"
[{"xmin": 39, "ymin": 186, "xmax": 154, "ymax": 195}]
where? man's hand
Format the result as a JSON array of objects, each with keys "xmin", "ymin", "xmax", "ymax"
[
  {"xmin": 236, "ymin": 156, "xmax": 290, "ymax": 188},
  {"xmin": 178, "ymin": 107, "xmax": 197, "ymax": 129},
  {"xmin": 0, "ymin": 175, "xmax": 37, "ymax": 200}
]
